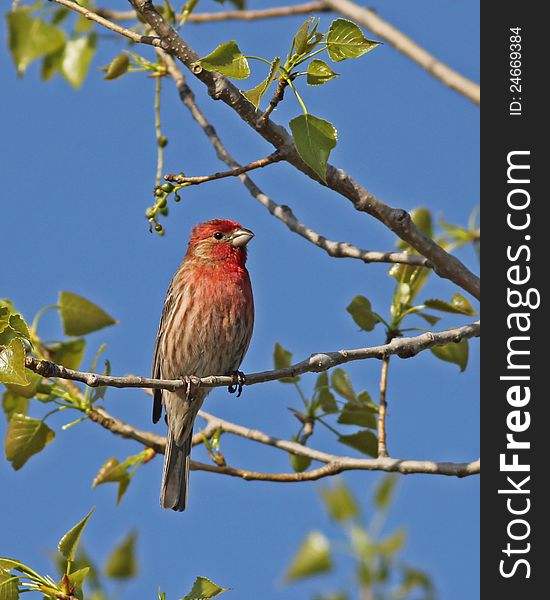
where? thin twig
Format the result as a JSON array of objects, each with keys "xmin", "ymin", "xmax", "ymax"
[
  {"xmin": 164, "ymin": 152, "xmax": 283, "ymax": 185},
  {"xmin": 97, "ymin": 2, "xmax": 328, "ymax": 23},
  {"xmin": 25, "ymin": 321, "xmax": 480, "ymax": 392},
  {"xmin": 154, "ymin": 76, "xmax": 163, "ymax": 186},
  {"xmin": 50, "ymin": 0, "xmax": 162, "ymax": 47},
  {"xmin": 377, "ymin": 333, "xmax": 392, "ymax": 458},
  {"xmin": 260, "ymin": 78, "xmax": 289, "ymax": 124}
]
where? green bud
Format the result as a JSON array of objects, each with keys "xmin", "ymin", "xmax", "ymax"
[
  {"xmin": 158, "ymin": 135, "xmax": 168, "ymax": 148},
  {"xmin": 158, "ymin": 205, "xmax": 169, "ymax": 216},
  {"xmin": 154, "ymin": 187, "xmax": 164, "ymax": 197},
  {"xmin": 145, "ymin": 207, "xmax": 156, "ymax": 219},
  {"xmin": 161, "ymin": 183, "xmax": 174, "ymax": 193},
  {"xmin": 104, "ymin": 54, "xmax": 130, "ymax": 80}
]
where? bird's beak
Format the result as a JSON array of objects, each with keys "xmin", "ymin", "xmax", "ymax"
[{"xmin": 230, "ymin": 228, "xmax": 255, "ymax": 247}]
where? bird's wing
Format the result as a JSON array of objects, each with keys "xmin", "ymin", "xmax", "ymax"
[{"xmin": 152, "ymin": 284, "xmax": 176, "ymax": 423}]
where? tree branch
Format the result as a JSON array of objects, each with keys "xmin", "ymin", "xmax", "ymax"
[
  {"xmin": 164, "ymin": 152, "xmax": 283, "ymax": 185},
  {"xmin": 25, "ymin": 321, "xmax": 480, "ymax": 392},
  {"xmin": 97, "ymin": 2, "xmax": 329, "ymax": 24},
  {"xmin": 161, "ymin": 53, "xmax": 430, "ymax": 268},
  {"xmin": 87, "ymin": 406, "xmax": 480, "ymax": 480},
  {"xmin": 321, "ymin": 0, "xmax": 479, "ymax": 105},
  {"xmin": 127, "ymin": 0, "xmax": 480, "ymax": 300}
]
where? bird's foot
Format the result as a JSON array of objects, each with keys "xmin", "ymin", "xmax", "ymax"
[
  {"xmin": 228, "ymin": 371, "xmax": 246, "ymax": 398},
  {"xmin": 180, "ymin": 375, "xmax": 201, "ymax": 399}
]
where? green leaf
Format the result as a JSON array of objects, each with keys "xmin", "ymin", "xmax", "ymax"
[
  {"xmin": 199, "ymin": 41, "xmax": 250, "ymax": 79},
  {"xmin": 0, "ymin": 339, "xmax": 29, "ymax": 386},
  {"xmin": 431, "ymin": 339, "xmax": 469, "ymax": 372},
  {"xmin": 273, "ymin": 342, "xmax": 300, "ymax": 383},
  {"xmin": 181, "ymin": 576, "xmax": 229, "ymax": 599},
  {"xmin": 103, "ymin": 54, "xmax": 130, "ymax": 80},
  {"xmin": 374, "ymin": 474, "xmax": 398, "ymax": 510},
  {"xmin": 416, "ymin": 312, "xmax": 440, "ymax": 327},
  {"xmin": 105, "ymin": 531, "xmax": 138, "ymax": 579},
  {"xmin": 424, "ymin": 293, "xmax": 477, "ymax": 316},
  {"xmin": 60, "ymin": 34, "xmax": 96, "ymax": 90},
  {"xmin": 243, "ymin": 57, "xmax": 280, "ymax": 109},
  {"xmin": 6, "ymin": 8, "xmax": 65, "ymax": 75},
  {"xmin": 58, "ymin": 509, "xmax": 94, "ymax": 561},
  {"xmin": 326, "ymin": 18, "xmax": 380, "ymax": 62},
  {"xmin": 320, "ymin": 481, "xmax": 359, "ymax": 522},
  {"xmin": 0, "ymin": 313, "xmax": 31, "ymax": 347},
  {"xmin": 346, "ymin": 296, "xmax": 379, "ymax": 332},
  {"xmin": 338, "ymin": 430, "xmax": 378, "ymax": 457},
  {"xmin": 450, "ymin": 292, "xmax": 477, "ymax": 315},
  {"xmin": 48, "ymin": 339, "xmax": 86, "ymax": 371},
  {"xmin": 293, "ymin": 18, "xmax": 316, "ymax": 55},
  {"xmin": 5, "ymin": 369, "xmax": 41, "ymax": 399},
  {"xmin": 5, "ymin": 414, "xmax": 55, "ymax": 470},
  {"xmin": 315, "ymin": 372, "xmax": 338, "ymax": 413},
  {"xmin": 289, "ymin": 452, "xmax": 312, "ymax": 473},
  {"xmin": 68, "ymin": 567, "xmax": 90, "ymax": 593},
  {"xmin": 330, "ymin": 369, "xmax": 355, "ymax": 402},
  {"xmin": 41, "ymin": 46, "xmax": 63, "ymax": 81},
  {"xmin": 285, "ymin": 531, "xmax": 332, "ymax": 581},
  {"xmin": 2, "ymin": 391, "xmax": 29, "ymax": 422},
  {"xmin": 289, "ymin": 114, "xmax": 337, "ymax": 182},
  {"xmin": 376, "ymin": 528, "xmax": 407, "ymax": 555},
  {"xmin": 389, "ymin": 263, "xmax": 430, "ymax": 306},
  {"xmin": 307, "ymin": 60, "xmax": 339, "ymax": 86},
  {"xmin": 58, "ymin": 291, "xmax": 116, "ymax": 336},
  {"xmin": 92, "ymin": 457, "xmax": 127, "ymax": 486},
  {"xmin": 0, "ymin": 567, "xmax": 19, "ymax": 600},
  {"xmin": 337, "ymin": 402, "xmax": 377, "ymax": 429}
]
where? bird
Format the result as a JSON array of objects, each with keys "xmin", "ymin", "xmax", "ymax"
[{"xmin": 152, "ymin": 218, "xmax": 255, "ymax": 511}]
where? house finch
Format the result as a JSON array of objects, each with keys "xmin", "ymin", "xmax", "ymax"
[{"xmin": 152, "ymin": 219, "xmax": 255, "ymax": 511}]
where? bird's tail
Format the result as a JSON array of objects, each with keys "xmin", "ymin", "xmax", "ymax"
[{"xmin": 160, "ymin": 428, "xmax": 191, "ymax": 511}]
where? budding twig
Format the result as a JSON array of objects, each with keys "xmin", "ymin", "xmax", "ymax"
[{"xmin": 164, "ymin": 152, "xmax": 283, "ymax": 185}]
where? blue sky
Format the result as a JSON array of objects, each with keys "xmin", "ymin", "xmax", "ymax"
[{"xmin": 1, "ymin": 1, "xmax": 479, "ymax": 598}]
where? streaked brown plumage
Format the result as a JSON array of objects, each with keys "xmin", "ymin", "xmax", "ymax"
[{"xmin": 152, "ymin": 219, "xmax": 255, "ymax": 511}]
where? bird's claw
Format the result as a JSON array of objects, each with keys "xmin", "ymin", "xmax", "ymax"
[
  {"xmin": 180, "ymin": 375, "xmax": 201, "ymax": 398},
  {"xmin": 228, "ymin": 371, "xmax": 246, "ymax": 398}
]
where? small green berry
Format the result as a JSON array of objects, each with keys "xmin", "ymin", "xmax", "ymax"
[
  {"xmin": 155, "ymin": 223, "xmax": 163, "ymax": 232},
  {"xmin": 174, "ymin": 193, "xmax": 181, "ymax": 202},
  {"xmin": 161, "ymin": 183, "xmax": 174, "ymax": 193},
  {"xmin": 154, "ymin": 187, "xmax": 164, "ymax": 197},
  {"xmin": 158, "ymin": 135, "xmax": 168, "ymax": 148}
]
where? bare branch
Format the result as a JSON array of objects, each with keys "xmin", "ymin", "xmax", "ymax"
[
  {"xmin": 164, "ymin": 152, "xmax": 283, "ymax": 185},
  {"xmin": 98, "ymin": 2, "xmax": 329, "ymax": 23},
  {"xmin": 25, "ymin": 321, "xmax": 480, "ymax": 392},
  {"xmin": 161, "ymin": 54, "xmax": 429, "ymax": 268},
  {"xmin": 88, "ymin": 406, "xmax": 480, "ymax": 480},
  {"xmin": 128, "ymin": 0, "xmax": 481, "ymax": 299},
  {"xmin": 321, "ymin": 0, "xmax": 480, "ymax": 105}
]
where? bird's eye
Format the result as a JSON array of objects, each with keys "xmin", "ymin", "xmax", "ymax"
[{"xmin": 213, "ymin": 232, "xmax": 224, "ymax": 240}]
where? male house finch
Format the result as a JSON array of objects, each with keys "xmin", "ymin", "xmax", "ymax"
[{"xmin": 152, "ymin": 219, "xmax": 255, "ymax": 511}]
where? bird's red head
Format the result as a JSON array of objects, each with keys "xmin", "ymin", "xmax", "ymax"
[{"xmin": 186, "ymin": 219, "xmax": 254, "ymax": 267}]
